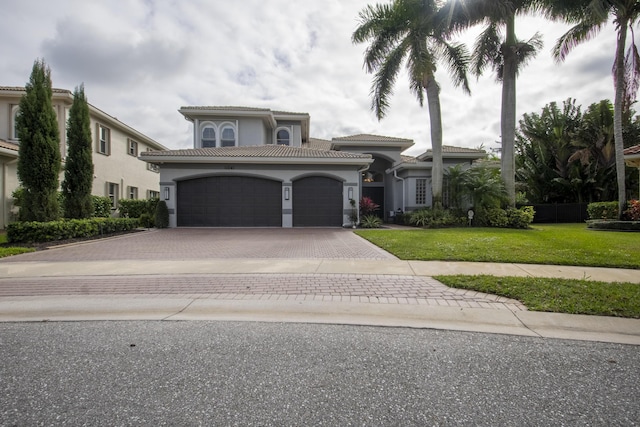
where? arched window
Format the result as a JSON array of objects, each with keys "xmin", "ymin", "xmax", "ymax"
[
  {"xmin": 202, "ymin": 126, "xmax": 216, "ymax": 148},
  {"xmin": 276, "ymin": 128, "xmax": 290, "ymax": 146},
  {"xmin": 220, "ymin": 126, "xmax": 236, "ymax": 147}
]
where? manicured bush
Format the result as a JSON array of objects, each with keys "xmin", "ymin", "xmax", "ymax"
[
  {"xmin": 485, "ymin": 208, "xmax": 509, "ymax": 227},
  {"xmin": 138, "ymin": 213, "xmax": 154, "ymax": 228},
  {"xmin": 6, "ymin": 217, "xmax": 139, "ymax": 243},
  {"xmin": 92, "ymin": 196, "xmax": 112, "ymax": 218},
  {"xmin": 587, "ymin": 221, "xmax": 640, "ymax": 231},
  {"xmin": 360, "ymin": 214, "xmax": 383, "ymax": 228},
  {"xmin": 155, "ymin": 200, "xmax": 169, "ymax": 228},
  {"xmin": 506, "ymin": 206, "xmax": 535, "ymax": 229},
  {"xmin": 409, "ymin": 208, "xmax": 465, "ymax": 228},
  {"xmin": 587, "ymin": 201, "xmax": 619, "ymax": 220}
]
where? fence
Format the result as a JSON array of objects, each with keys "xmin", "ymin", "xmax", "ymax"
[{"xmin": 520, "ymin": 203, "xmax": 589, "ymax": 223}]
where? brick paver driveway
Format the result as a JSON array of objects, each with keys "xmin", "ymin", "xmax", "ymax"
[{"xmin": 3, "ymin": 228, "xmax": 396, "ymax": 262}]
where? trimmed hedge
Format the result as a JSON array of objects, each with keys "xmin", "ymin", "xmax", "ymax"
[
  {"xmin": 587, "ymin": 201, "xmax": 619, "ymax": 220},
  {"xmin": 6, "ymin": 217, "xmax": 139, "ymax": 243},
  {"xmin": 587, "ymin": 220, "xmax": 640, "ymax": 231}
]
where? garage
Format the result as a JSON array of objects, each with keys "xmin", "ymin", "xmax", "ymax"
[
  {"xmin": 293, "ymin": 176, "xmax": 343, "ymax": 227},
  {"xmin": 177, "ymin": 176, "xmax": 282, "ymax": 227}
]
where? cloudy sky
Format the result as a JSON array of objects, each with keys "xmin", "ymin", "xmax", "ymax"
[{"xmin": 1, "ymin": 0, "xmax": 618, "ymax": 156}]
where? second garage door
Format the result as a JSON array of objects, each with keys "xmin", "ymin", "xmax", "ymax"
[
  {"xmin": 177, "ymin": 176, "xmax": 282, "ymax": 227},
  {"xmin": 293, "ymin": 176, "xmax": 343, "ymax": 227}
]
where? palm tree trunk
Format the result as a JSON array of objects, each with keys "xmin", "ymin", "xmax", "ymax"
[
  {"xmin": 613, "ymin": 17, "xmax": 628, "ymax": 218},
  {"xmin": 426, "ymin": 78, "xmax": 444, "ymax": 208},
  {"xmin": 501, "ymin": 15, "xmax": 517, "ymax": 207}
]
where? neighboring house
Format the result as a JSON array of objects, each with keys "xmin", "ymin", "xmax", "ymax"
[
  {"xmin": 140, "ymin": 106, "xmax": 486, "ymax": 228},
  {"xmin": 0, "ymin": 86, "xmax": 167, "ymax": 228},
  {"xmin": 624, "ymin": 144, "xmax": 640, "ymax": 199}
]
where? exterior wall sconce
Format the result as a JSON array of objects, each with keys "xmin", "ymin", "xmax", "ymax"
[
  {"xmin": 348, "ymin": 187, "xmax": 353, "ymax": 200},
  {"xmin": 164, "ymin": 187, "xmax": 170, "ymax": 200},
  {"xmin": 284, "ymin": 187, "xmax": 290, "ymax": 201}
]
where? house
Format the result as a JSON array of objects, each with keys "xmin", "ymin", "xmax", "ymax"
[
  {"xmin": 624, "ymin": 144, "xmax": 640, "ymax": 199},
  {"xmin": 140, "ymin": 106, "xmax": 486, "ymax": 228},
  {"xmin": 0, "ymin": 86, "xmax": 167, "ymax": 228}
]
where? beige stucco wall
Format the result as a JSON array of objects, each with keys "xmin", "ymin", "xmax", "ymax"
[{"xmin": 0, "ymin": 88, "xmax": 165, "ymax": 226}]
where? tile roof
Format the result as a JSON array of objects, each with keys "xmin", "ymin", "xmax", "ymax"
[
  {"xmin": 333, "ymin": 133, "xmax": 413, "ymax": 143},
  {"xmin": 624, "ymin": 145, "xmax": 640, "ymax": 155},
  {"xmin": 179, "ymin": 106, "xmax": 309, "ymax": 116},
  {"xmin": 424, "ymin": 145, "xmax": 486, "ymax": 154},
  {"xmin": 0, "ymin": 139, "xmax": 19, "ymax": 151},
  {"xmin": 141, "ymin": 145, "xmax": 372, "ymax": 159},
  {"xmin": 0, "ymin": 86, "xmax": 71, "ymax": 95},
  {"xmin": 303, "ymin": 138, "xmax": 333, "ymax": 151},
  {"xmin": 400, "ymin": 155, "xmax": 418, "ymax": 164}
]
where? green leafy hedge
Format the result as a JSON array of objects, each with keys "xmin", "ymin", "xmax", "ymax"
[
  {"xmin": 587, "ymin": 201, "xmax": 619, "ymax": 220},
  {"xmin": 587, "ymin": 220, "xmax": 640, "ymax": 231},
  {"xmin": 6, "ymin": 217, "xmax": 139, "ymax": 243}
]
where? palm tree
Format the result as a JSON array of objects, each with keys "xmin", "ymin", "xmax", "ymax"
[
  {"xmin": 437, "ymin": 0, "xmax": 544, "ymax": 206},
  {"xmin": 547, "ymin": 0, "xmax": 640, "ymax": 218},
  {"xmin": 352, "ymin": 0, "xmax": 471, "ymax": 207}
]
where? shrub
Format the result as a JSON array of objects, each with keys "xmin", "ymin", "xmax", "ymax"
[
  {"xmin": 360, "ymin": 214, "xmax": 383, "ymax": 228},
  {"xmin": 587, "ymin": 220, "xmax": 640, "ymax": 231},
  {"xmin": 92, "ymin": 196, "xmax": 112, "ymax": 218},
  {"xmin": 623, "ymin": 200, "xmax": 640, "ymax": 221},
  {"xmin": 360, "ymin": 197, "xmax": 380, "ymax": 216},
  {"xmin": 485, "ymin": 208, "xmax": 509, "ymax": 227},
  {"xmin": 155, "ymin": 200, "xmax": 169, "ymax": 228},
  {"xmin": 587, "ymin": 201, "xmax": 619, "ymax": 220},
  {"xmin": 506, "ymin": 206, "xmax": 535, "ymax": 229},
  {"xmin": 409, "ymin": 208, "xmax": 465, "ymax": 228},
  {"xmin": 6, "ymin": 217, "xmax": 139, "ymax": 243},
  {"xmin": 138, "ymin": 213, "xmax": 154, "ymax": 228}
]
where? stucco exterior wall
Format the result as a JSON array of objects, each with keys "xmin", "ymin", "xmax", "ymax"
[{"xmin": 0, "ymin": 88, "xmax": 165, "ymax": 225}]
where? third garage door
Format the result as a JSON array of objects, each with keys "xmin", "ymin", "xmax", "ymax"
[
  {"xmin": 292, "ymin": 176, "xmax": 343, "ymax": 227},
  {"xmin": 177, "ymin": 176, "xmax": 282, "ymax": 227}
]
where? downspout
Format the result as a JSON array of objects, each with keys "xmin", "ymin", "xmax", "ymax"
[{"xmin": 393, "ymin": 169, "xmax": 405, "ymax": 213}]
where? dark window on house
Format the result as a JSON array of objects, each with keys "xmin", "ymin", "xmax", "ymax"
[
  {"xmin": 98, "ymin": 124, "xmax": 111, "ymax": 155},
  {"xmin": 220, "ymin": 126, "xmax": 235, "ymax": 147},
  {"xmin": 276, "ymin": 128, "xmax": 290, "ymax": 145},
  {"xmin": 128, "ymin": 139, "xmax": 138, "ymax": 156},
  {"xmin": 202, "ymin": 127, "xmax": 216, "ymax": 147}
]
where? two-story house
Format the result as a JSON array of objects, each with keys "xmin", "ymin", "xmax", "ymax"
[
  {"xmin": 140, "ymin": 106, "xmax": 486, "ymax": 228},
  {"xmin": 0, "ymin": 86, "xmax": 167, "ymax": 228}
]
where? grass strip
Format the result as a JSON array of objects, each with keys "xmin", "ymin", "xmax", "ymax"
[{"xmin": 435, "ymin": 275, "xmax": 640, "ymax": 318}]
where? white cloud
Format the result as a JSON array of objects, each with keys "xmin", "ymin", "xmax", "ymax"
[{"xmin": 1, "ymin": 0, "xmax": 624, "ymax": 155}]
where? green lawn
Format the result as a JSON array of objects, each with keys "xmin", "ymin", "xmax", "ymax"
[
  {"xmin": 436, "ymin": 275, "xmax": 640, "ymax": 318},
  {"xmin": 357, "ymin": 224, "xmax": 640, "ymax": 318},
  {"xmin": 0, "ymin": 232, "xmax": 35, "ymax": 258},
  {"xmin": 356, "ymin": 223, "xmax": 640, "ymax": 269}
]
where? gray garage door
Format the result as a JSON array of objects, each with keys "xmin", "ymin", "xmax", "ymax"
[
  {"xmin": 177, "ymin": 176, "xmax": 282, "ymax": 227},
  {"xmin": 293, "ymin": 176, "xmax": 343, "ymax": 227}
]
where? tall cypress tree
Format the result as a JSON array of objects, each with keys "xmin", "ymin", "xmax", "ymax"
[
  {"xmin": 62, "ymin": 84, "xmax": 94, "ymax": 218},
  {"xmin": 16, "ymin": 59, "xmax": 61, "ymax": 222}
]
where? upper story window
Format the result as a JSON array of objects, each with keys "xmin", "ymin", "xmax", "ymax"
[
  {"xmin": 128, "ymin": 139, "xmax": 138, "ymax": 156},
  {"xmin": 220, "ymin": 125, "xmax": 236, "ymax": 147},
  {"xmin": 97, "ymin": 124, "xmax": 111, "ymax": 155},
  {"xmin": 12, "ymin": 106, "xmax": 20, "ymax": 140},
  {"xmin": 276, "ymin": 128, "xmax": 290, "ymax": 146},
  {"xmin": 202, "ymin": 126, "xmax": 216, "ymax": 148}
]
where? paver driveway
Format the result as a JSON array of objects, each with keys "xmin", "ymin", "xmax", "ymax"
[{"xmin": 1, "ymin": 228, "xmax": 396, "ymax": 262}]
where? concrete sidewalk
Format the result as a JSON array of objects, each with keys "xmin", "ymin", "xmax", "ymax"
[{"xmin": 1, "ymin": 258, "xmax": 639, "ymax": 346}]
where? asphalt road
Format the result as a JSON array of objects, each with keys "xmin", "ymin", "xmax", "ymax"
[{"xmin": 1, "ymin": 322, "xmax": 638, "ymax": 426}]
